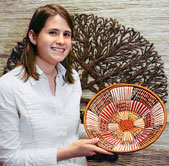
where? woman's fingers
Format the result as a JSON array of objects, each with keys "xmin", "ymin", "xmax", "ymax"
[
  {"xmin": 86, "ymin": 138, "xmax": 99, "ymax": 144},
  {"xmin": 94, "ymin": 146, "xmax": 114, "ymax": 155},
  {"xmin": 63, "ymin": 138, "xmax": 115, "ymax": 159},
  {"xmin": 85, "ymin": 138, "xmax": 115, "ymax": 156}
]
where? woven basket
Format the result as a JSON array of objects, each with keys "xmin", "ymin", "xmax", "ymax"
[{"xmin": 84, "ymin": 83, "xmax": 167, "ymax": 153}]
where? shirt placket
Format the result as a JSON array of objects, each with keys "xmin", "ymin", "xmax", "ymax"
[{"xmin": 54, "ymin": 74, "xmax": 67, "ymax": 137}]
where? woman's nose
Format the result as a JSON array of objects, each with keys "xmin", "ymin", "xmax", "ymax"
[{"xmin": 56, "ymin": 34, "xmax": 65, "ymax": 44}]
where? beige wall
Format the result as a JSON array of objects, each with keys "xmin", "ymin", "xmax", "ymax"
[{"xmin": 0, "ymin": 0, "xmax": 169, "ymax": 121}]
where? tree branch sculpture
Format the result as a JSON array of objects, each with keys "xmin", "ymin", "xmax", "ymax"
[
  {"xmin": 71, "ymin": 14, "xmax": 168, "ymax": 104},
  {"xmin": 3, "ymin": 14, "xmax": 168, "ymax": 107}
]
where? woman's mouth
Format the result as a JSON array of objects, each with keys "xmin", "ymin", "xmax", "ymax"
[{"xmin": 51, "ymin": 47, "xmax": 65, "ymax": 52}]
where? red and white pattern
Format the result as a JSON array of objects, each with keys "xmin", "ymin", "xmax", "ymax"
[{"xmin": 84, "ymin": 84, "xmax": 166, "ymax": 152}]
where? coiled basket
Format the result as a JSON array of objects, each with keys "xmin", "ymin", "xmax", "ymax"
[{"xmin": 84, "ymin": 83, "xmax": 167, "ymax": 153}]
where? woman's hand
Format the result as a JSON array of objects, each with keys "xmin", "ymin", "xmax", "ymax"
[{"xmin": 57, "ymin": 138, "xmax": 114, "ymax": 161}]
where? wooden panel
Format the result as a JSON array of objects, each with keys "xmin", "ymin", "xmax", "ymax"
[
  {"xmin": 1, "ymin": 0, "xmax": 168, "ymax": 120},
  {"xmin": 0, "ymin": 1, "xmax": 168, "ymax": 164}
]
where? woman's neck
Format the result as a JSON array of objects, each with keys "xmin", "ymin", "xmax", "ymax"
[
  {"xmin": 36, "ymin": 56, "xmax": 57, "ymax": 78},
  {"xmin": 36, "ymin": 56, "xmax": 58, "ymax": 95}
]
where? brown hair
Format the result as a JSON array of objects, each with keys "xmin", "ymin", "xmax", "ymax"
[{"xmin": 20, "ymin": 4, "xmax": 75, "ymax": 83}]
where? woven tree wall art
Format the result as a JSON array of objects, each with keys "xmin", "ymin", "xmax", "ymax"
[
  {"xmin": 3, "ymin": 14, "xmax": 168, "ymax": 105},
  {"xmin": 71, "ymin": 14, "xmax": 168, "ymax": 105}
]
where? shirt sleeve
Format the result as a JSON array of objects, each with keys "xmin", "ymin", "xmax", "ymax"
[
  {"xmin": 72, "ymin": 70, "xmax": 89, "ymax": 139},
  {"xmin": 78, "ymin": 124, "xmax": 89, "ymax": 139},
  {"xmin": 0, "ymin": 79, "xmax": 57, "ymax": 166}
]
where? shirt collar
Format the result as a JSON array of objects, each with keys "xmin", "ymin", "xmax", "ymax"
[
  {"xmin": 29, "ymin": 63, "xmax": 66, "ymax": 86},
  {"xmin": 57, "ymin": 63, "xmax": 66, "ymax": 77}
]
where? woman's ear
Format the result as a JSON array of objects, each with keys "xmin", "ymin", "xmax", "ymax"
[{"xmin": 28, "ymin": 30, "xmax": 37, "ymax": 45}]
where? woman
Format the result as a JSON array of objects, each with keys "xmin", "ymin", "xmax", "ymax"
[{"xmin": 0, "ymin": 4, "xmax": 114, "ymax": 166}]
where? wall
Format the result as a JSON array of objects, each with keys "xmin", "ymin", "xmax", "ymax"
[{"xmin": 0, "ymin": 0, "xmax": 169, "ymax": 121}]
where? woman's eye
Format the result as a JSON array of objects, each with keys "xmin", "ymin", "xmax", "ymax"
[
  {"xmin": 49, "ymin": 31, "xmax": 57, "ymax": 35},
  {"xmin": 64, "ymin": 32, "xmax": 71, "ymax": 37}
]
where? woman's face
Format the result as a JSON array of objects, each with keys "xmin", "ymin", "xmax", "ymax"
[{"xmin": 34, "ymin": 14, "xmax": 72, "ymax": 66}]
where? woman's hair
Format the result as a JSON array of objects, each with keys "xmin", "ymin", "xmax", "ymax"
[{"xmin": 20, "ymin": 4, "xmax": 75, "ymax": 83}]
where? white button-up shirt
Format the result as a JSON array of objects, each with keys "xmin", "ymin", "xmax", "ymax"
[{"xmin": 0, "ymin": 63, "xmax": 86, "ymax": 166}]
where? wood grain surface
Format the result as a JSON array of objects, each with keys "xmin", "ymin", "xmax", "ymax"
[{"xmin": 0, "ymin": 1, "xmax": 169, "ymax": 165}]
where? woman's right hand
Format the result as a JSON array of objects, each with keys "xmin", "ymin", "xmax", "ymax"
[{"xmin": 57, "ymin": 138, "xmax": 114, "ymax": 161}]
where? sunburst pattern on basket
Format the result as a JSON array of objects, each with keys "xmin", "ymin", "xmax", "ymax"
[{"xmin": 84, "ymin": 84, "xmax": 167, "ymax": 153}]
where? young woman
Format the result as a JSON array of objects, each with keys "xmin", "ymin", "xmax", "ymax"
[{"xmin": 0, "ymin": 4, "xmax": 114, "ymax": 166}]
